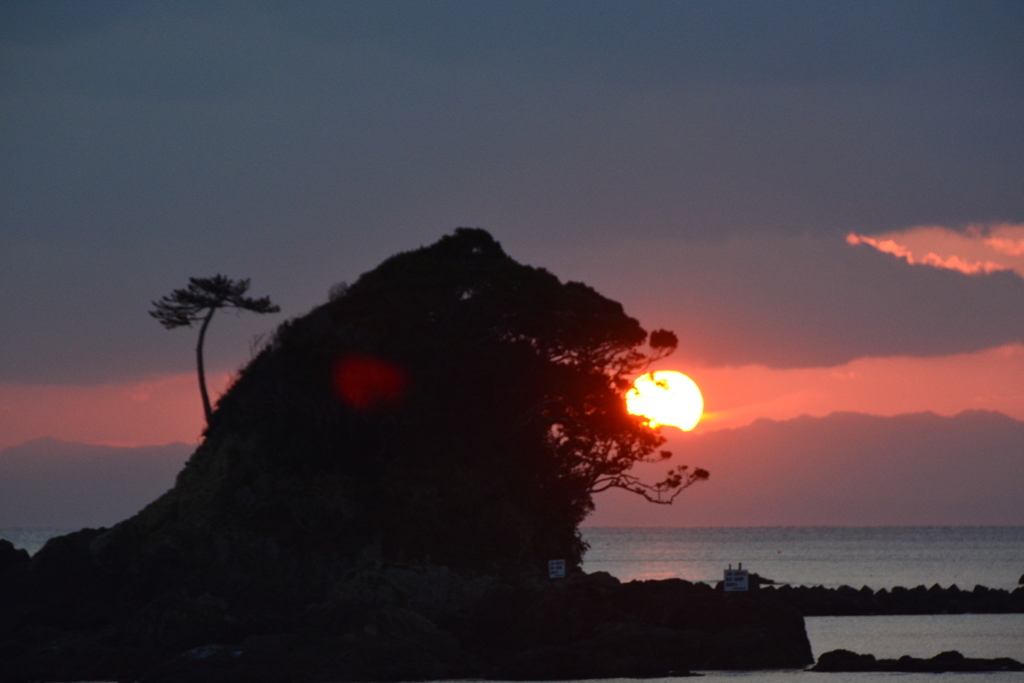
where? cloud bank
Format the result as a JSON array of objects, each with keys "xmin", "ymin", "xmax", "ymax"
[
  {"xmin": 2, "ymin": 1, "xmax": 1022, "ymax": 384},
  {"xmin": 563, "ymin": 232, "xmax": 1024, "ymax": 369}
]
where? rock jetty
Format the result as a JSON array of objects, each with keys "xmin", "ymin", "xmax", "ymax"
[{"xmin": 764, "ymin": 582, "xmax": 1024, "ymax": 615}]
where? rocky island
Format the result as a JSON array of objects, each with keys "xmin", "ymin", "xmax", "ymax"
[{"xmin": 0, "ymin": 231, "xmax": 812, "ymax": 682}]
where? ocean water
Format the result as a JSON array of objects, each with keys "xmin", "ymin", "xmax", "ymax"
[
  {"xmin": 806, "ymin": 613, "xmax": 1024, "ymax": 661},
  {"xmin": 9, "ymin": 526, "xmax": 1022, "ymax": 589},
  {"xmin": 581, "ymin": 526, "xmax": 1024, "ymax": 590},
  {"xmin": 579, "ymin": 527, "xmax": 1024, "ymax": 682},
  {"xmin": 4, "ymin": 526, "xmax": 1023, "ymax": 681}
]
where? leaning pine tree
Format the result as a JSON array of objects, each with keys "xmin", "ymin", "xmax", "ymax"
[{"xmin": 150, "ymin": 275, "xmax": 280, "ymax": 426}]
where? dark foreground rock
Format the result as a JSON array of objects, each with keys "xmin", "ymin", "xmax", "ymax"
[
  {"xmin": 812, "ymin": 649, "xmax": 1024, "ymax": 673},
  {"xmin": 765, "ymin": 582, "xmax": 1024, "ymax": 616},
  {"xmin": 0, "ymin": 556, "xmax": 812, "ymax": 682}
]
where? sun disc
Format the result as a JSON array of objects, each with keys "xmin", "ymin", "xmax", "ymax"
[{"xmin": 626, "ymin": 371, "xmax": 704, "ymax": 431}]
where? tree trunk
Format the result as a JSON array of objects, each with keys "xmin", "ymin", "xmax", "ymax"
[{"xmin": 196, "ymin": 307, "xmax": 217, "ymax": 425}]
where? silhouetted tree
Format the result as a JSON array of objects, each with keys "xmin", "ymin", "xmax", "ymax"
[
  {"xmin": 337, "ymin": 230, "xmax": 707, "ymax": 507},
  {"xmin": 150, "ymin": 275, "xmax": 280, "ymax": 425}
]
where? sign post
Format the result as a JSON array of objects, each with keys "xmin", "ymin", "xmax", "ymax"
[
  {"xmin": 548, "ymin": 559, "xmax": 566, "ymax": 579},
  {"xmin": 723, "ymin": 564, "xmax": 749, "ymax": 592}
]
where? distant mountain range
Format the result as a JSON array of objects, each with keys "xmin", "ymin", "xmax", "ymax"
[
  {"xmin": 587, "ymin": 409, "xmax": 1024, "ymax": 527},
  {"xmin": 0, "ymin": 438, "xmax": 192, "ymax": 528},
  {"xmin": 4, "ymin": 410, "xmax": 1022, "ymax": 530}
]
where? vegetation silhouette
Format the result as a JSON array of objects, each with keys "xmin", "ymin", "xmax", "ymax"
[
  {"xmin": 150, "ymin": 275, "xmax": 279, "ymax": 425},
  {"xmin": 198, "ymin": 228, "xmax": 707, "ymax": 572}
]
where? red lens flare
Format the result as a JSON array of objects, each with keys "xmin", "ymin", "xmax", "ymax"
[{"xmin": 333, "ymin": 354, "xmax": 408, "ymax": 412}]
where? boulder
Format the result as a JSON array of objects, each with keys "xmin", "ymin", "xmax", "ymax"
[
  {"xmin": 812, "ymin": 649, "xmax": 1024, "ymax": 673},
  {"xmin": 811, "ymin": 649, "xmax": 879, "ymax": 672}
]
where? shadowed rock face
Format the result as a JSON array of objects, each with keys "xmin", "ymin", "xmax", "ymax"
[{"xmin": 0, "ymin": 230, "xmax": 812, "ymax": 681}]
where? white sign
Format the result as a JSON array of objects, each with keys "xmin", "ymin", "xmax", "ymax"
[
  {"xmin": 548, "ymin": 559, "xmax": 566, "ymax": 579},
  {"xmin": 724, "ymin": 568, "xmax": 749, "ymax": 592}
]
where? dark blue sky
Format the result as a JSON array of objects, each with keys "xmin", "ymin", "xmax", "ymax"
[{"xmin": 2, "ymin": 0, "xmax": 1022, "ymax": 384}]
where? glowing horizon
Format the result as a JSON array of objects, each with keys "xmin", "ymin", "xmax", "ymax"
[{"xmin": 3, "ymin": 343, "xmax": 1024, "ymax": 450}]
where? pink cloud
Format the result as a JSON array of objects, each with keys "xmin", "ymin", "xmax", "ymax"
[
  {"xmin": 847, "ymin": 223, "xmax": 1024, "ymax": 277},
  {"xmin": 984, "ymin": 234, "xmax": 1024, "ymax": 257}
]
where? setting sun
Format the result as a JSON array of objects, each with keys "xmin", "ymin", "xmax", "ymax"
[{"xmin": 626, "ymin": 371, "xmax": 704, "ymax": 431}]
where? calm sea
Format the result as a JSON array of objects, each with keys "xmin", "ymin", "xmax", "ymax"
[
  {"xmin": 581, "ymin": 526, "xmax": 1024, "ymax": 591},
  {"xmin": 4, "ymin": 526, "xmax": 1023, "ymax": 681},
  {"xmin": 580, "ymin": 527, "xmax": 1024, "ymax": 681}
]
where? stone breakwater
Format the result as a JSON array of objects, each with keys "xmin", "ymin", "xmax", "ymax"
[{"xmin": 762, "ymin": 582, "xmax": 1024, "ymax": 616}]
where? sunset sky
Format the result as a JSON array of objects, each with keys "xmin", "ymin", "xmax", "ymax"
[{"xmin": 2, "ymin": 2, "xmax": 1023, "ymax": 525}]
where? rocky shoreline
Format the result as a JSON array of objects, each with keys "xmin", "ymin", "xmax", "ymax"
[
  {"xmin": 5, "ymin": 534, "xmax": 1024, "ymax": 681},
  {"xmin": 1, "ymin": 537, "xmax": 812, "ymax": 682}
]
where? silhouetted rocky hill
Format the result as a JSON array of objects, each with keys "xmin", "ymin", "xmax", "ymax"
[{"xmin": 0, "ymin": 231, "xmax": 812, "ymax": 681}]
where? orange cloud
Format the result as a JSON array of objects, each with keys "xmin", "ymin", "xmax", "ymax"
[
  {"xmin": 847, "ymin": 223, "xmax": 1024, "ymax": 277},
  {"xmin": 984, "ymin": 234, "xmax": 1024, "ymax": 257}
]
